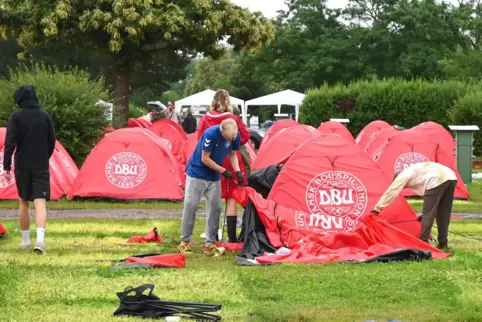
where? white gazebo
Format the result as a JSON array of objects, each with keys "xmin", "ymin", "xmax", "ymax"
[
  {"xmin": 244, "ymin": 89, "xmax": 305, "ymax": 124},
  {"xmin": 175, "ymin": 89, "xmax": 244, "ymax": 112}
]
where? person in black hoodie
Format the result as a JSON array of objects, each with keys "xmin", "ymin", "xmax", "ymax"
[
  {"xmin": 182, "ymin": 108, "xmax": 197, "ymax": 134},
  {"xmin": 3, "ymin": 85, "xmax": 56, "ymax": 254}
]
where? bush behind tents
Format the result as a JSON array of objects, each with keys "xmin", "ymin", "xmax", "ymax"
[
  {"xmin": 0, "ymin": 64, "xmax": 110, "ymax": 166},
  {"xmin": 301, "ymin": 78, "xmax": 481, "ymax": 155}
]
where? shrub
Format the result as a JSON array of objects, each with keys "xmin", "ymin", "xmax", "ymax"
[
  {"xmin": 129, "ymin": 104, "xmax": 147, "ymax": 118},
  {"xmin": 301, "ymin": 78, "xmax": 477, "ymax": 136},
  {"xmin": 0, "ymin": 64, "xmax": 110, "ymax": 166},
  {"xmin": 449, "ymin": 92, "xmax": 482, "ymax": 156}
]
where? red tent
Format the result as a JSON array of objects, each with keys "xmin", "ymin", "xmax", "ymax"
[
  {"xmin": 68, "ymin": 128, "xmax": 183, "ymax": 201},
  {"xmin": 268, "ymin": 135, "xmax": 421, "ymax": 237},
  {"xmin": 149, "ymin": 119, "xmax": 188, "ymax": 164},
  {"xmin": 127, "ymin": 117, "xmax": 151, "ymax": 128},
  {"xmin": 355, "ymin": 120, "xmax": 391, "ymax": 147},
  {"xmin": 182, "ymin": 132, "xmax": 198, "ymax": 165},
  {"xmin": 317, "ymin": 121, "xmax": 355, "ymax": 142},
  {"xmin": 253, "ymin": 125, "xmax": 321, "ymax": 170},
  {"xmin": 411, "ymin": 121, "xmax": 456, "ymax": 154},
  {"xmin": 364, "ymin": 126, "xmax": 400, "ymax": 158},
  {"xmin": 371, "ymin": 129, "xmax": 469, "ymax": 199},
  {"xmin": 236, "ymin": 188, "xmax": 448, "ymax": 265},
  {"xmin": 0, "ymin": 223, "xmax": 6, "ymax": 236},
  {"xmin": 0, "ymin": 128, "xmax": 79, "ymax": 200},
  {"xmin": 259, "ymin": 119, "xmax": 298, "ymax": 149}
]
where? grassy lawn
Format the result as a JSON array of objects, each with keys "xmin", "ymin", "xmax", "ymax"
[{"xmin": 1, "ymin": 218, "xmax": 482, "ymax": 321}]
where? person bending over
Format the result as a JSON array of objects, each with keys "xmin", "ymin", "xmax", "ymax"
[
  {"xmin": 370, "ymin": 162, "xmax": 457, "ymax": 249},
  {"xmin": 179, "ymin": 118, "xmax": 243, "ymax": 256},
  {"xmin": 3, "ymin": 85, "xmax": 56, "ymax": 254}
]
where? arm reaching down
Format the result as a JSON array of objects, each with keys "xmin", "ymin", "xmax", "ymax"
[
  {"xmin": 374, "ymin": 170, "xmax": 412, "ymax": 212},
  {"xmin": 201, "ymin": 150, "xmax": 226, "ymax": 173},
  {"xmin": 229, "ymin": 150, "xmax": 240, "ymax": 172},
  {"xmin": 3, "ymin": 113, "xmax": 17, "ymax": 171}
]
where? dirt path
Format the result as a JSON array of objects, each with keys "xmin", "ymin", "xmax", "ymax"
[{"xmin": 0, "ymin": 208, "xmax": 246, "ymax": 220}]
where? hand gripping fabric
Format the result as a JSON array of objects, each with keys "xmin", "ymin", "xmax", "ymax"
[{"xmin": 113, "ymin": 284, "xmax": 222, "ymax": 320}]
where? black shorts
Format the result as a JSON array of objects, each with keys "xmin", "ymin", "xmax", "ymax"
[{"xmin": 14, "ymin": 168, "xmax": 50, "ymax": 201}]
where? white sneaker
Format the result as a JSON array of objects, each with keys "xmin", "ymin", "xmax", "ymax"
[
  {"xmin": 34, "ymin": 242, "xmax": 46, "ymax": 255},
  {"xmin": 19, "ymin": 242, "xmax": 31, "ymax": 249},
  {"xmin": 200, "ymin": 229, "xmax": 223, "ymax": 240}
]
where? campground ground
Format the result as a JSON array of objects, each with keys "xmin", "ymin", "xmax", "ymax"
[{"xmin": 0, "ymin": 180, "xmax": 481, "ymax": 321}]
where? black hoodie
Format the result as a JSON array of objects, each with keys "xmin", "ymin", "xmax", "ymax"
[{"xmin": 3, "ymin": 85, "xmax": 56, "ymax": 171}]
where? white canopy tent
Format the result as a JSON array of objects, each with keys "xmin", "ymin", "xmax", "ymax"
[
  {"xmin": 244, "ymin": 89, "xmax": 305, "ymax": 124},
  {"xmin": 174, "ymin": 89, "xmax": 244, "ymax": 112}
]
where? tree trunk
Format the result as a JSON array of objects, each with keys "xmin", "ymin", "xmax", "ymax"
[{"xmin": 114, "ymin": 70, "xmax": 130, "ymax": 128}]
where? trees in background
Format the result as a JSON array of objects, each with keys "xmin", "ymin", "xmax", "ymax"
[{"xmin": 0, "ymin": 0, "xmax": 275, "ymax": 127}]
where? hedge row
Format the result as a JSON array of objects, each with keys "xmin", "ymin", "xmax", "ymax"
[
  {"xmin": 0, "ymin": 64, "xmax": 110, "ymax": 166},
  {"xmin": 300, "ymin": 78, "xmax": 482, "ymax": 155}
]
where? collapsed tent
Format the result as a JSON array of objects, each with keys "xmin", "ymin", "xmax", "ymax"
[
  {"xmin": 0, "ymin": 128, "xmax": 79, "ymax": 200},
  {"xmin": 149, "ymin": 119, "xmax": 188, "ymax": 164},
  {"xmin": 69, "ymin": 128, "xmax": 183, "ymax": 201},
  {"xmin": 253, "ymin": 125, "xmax": 321, "ymax": 170},
  {"xmin": 259, "ymin": 119, "xmax": 298, "ymax": 149},
  {"xmin": 268, "ymin": 135, "xmax": 421, "ymax": 237},
  {"xmin": 235, "ymin": 187, "xmax": 449, "ymax": 265},
  {"xmin": 317, "ymin": 121, "xmax": 355, "ymax": 142},
  {"xmin": 371, "ymin": 129, "xmax": 469, "ymax": 199},
  {"xmin": 355, "ymin": 120, "xmax": 391, "ymax": 147},
  {"xmin": 0, "ymin": 223, "xmax": 6, "ymax": 236}
]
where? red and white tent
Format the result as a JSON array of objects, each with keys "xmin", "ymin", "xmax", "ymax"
[
  {"xmin": 318, "ymin": 121, "xmax": 355, "ymax": 143},
  {"xmin": 355, "ymin": 120, "xmax": 391, "ymax": 147},
  {"xmin": 69, "ymin": 128, "xmax": 183, "ymax": 201},
  {"xmin": 0, "ymin": 128, "xmax": 78, "ymax": 200}
]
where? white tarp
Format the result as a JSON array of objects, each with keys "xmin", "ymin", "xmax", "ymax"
[
  {"xmin": 244, "ymin": 89, "xmax": 305, "ymax": 123},
  {"xmin": 175, "ymin": 89, "xmax": 244, "ymax": 110}
]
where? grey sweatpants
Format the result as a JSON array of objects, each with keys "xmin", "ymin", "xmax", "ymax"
[{"xmin": 181, "ymin": 176, "xmax": 222, "ymax": 246}]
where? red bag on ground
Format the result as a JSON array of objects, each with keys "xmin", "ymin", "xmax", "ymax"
[
  {"xmin": 126, "ymin": 254, "xmax": 185, "ymax": 268},
  {"xmin": 127, "ymin": 228, "xmax": 163, "ymax": 243},
  {"xmin": 215, "ymin": 242, "xmax": 244, "ymax": 252}
]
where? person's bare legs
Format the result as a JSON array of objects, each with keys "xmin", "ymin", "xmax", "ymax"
[
  {"xmin": 226, "ymin": 198, "xmax": 238, "ymax": 243},
  {"xmin": 33, "ymin": 198, "xmax": 47, "ymax": 254},
  {"xmin": 19, "ymin": 199, "xmax": 31, "ymax": 248}
]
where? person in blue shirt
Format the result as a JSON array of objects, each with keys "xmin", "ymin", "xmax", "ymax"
[{"xmin": 179, "ymin": 119, "xmax": 243, "ymax": 256}]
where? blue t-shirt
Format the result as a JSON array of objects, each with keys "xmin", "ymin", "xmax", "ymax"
[{"xmin": 186, "ymin": 125, "xmax": 241, "ymax": 181}]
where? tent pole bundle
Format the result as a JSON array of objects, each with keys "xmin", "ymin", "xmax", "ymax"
[{"xmin": 113, "ymin": 284, "xmax": 222, "ymax": 320}]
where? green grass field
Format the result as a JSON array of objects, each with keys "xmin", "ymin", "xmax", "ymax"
[{"xmin": 1, "ymin": 218, "xmax": 482, "ymax": 321}]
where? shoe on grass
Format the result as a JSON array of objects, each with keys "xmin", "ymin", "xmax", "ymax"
[
  {"xmin": 203, "ymin": 244, "xmax": 225, "ymax": 257},
  {"xmin": 19, "ymin": 242, "xmax": 31, "ymax": 249},
  {"xmin": 178, "ymin": 241, "xmax": 193, "ymax": 254},
  {"xmin": 34, "ymin": 242, "xmax": 46, "ymax": 255}
]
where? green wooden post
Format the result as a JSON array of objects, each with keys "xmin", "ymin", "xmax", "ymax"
[{"xmin": 448, "ymin": 125, "xmax": 480, "ymax": 184}]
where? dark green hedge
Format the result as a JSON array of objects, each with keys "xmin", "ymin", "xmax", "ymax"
[
  {"xmin": 301, "ymin": 78, "xmax": 481, "ymax": 155},
  {"xmin": 0, "ymin": 64, "xmax": 110, "ymax": 166}
]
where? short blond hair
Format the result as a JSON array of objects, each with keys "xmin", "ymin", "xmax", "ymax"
[{"xmin": 220, "ymin": 118, "xmax": 238, "ymax": 137}]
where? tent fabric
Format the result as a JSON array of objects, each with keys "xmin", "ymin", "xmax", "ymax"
[
  {"xmin": 0, "ymin": 223, "xmax": 6, "ymax": 236},
  {"xmin": 126, "ymin": 254, "xmax": 185, "ymax": 268},
  {"xmin": 268, "ymin": 135, "xmax": 421, "ymax": 237},
  {"xmin": 364, "ymin": 126, "xmax": 400, "ymax": 157},
  {"xmin": 355, "ymin": 120, "xmax": 391, "ymax": 147},
  {"xmin": 259, "ymin": 119, "xmax": 299, "ymax": 149},
  {"xmin": 68, "ymin": 128, "xmax": 184, "ymax": 201},
  {"xmin": 411, "ymin": 121, "xmax": 456, "ymax": 154},
  {"xmin": 149, "ymin": 119, "xmax": 188, "ymax": 164},
  {"xmin": 317, "ymin": 121, "xmax": 355, "ymax": 142},
  {"xmin": 127, "ymin": 228, "xmax": 163, "ymax": 244},
  {"xmin": 182, "ymin": 132, "xmax": 198, "ymax": 165},
  {"xmin": 235, "ymin": 188, "xmax": 448, "ymax": 265},
  {"xmin": 0, "ymin": 128, "xmax": 78, "ymax": 200},
  {"xmin": 371, "ymin": 129, "xmax": 469, "ymax": 199},
  {"xmin": 175, "ymin": 89, "xmax": 244, "ymax": 108},
  {"xmin": 128, "ymin": 117, "xmax": 151, "ymax": 128},
  {"xmin": 245, "ymin": 89, "xmax": 305, "ymax": 107},
  {"xmin": 253, "ymin": 125, "xmax": 320, "ymax": 170}
]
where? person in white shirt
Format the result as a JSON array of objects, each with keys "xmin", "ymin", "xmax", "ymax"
[{"xmin": 370, "ymin": 162, "xmax": 457, "ymax": 249}]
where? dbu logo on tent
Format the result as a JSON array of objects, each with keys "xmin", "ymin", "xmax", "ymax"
[
  {"xmin": 303, "ymin": 171, "xmax": 368, "ymax": 233},
  {"xmin": 105, "ymin": 152, "xmax": 147, "ymax": 189},
  {"xmin": 394, "ymin": 152, "xmax": 430, "ymax": 172}
]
